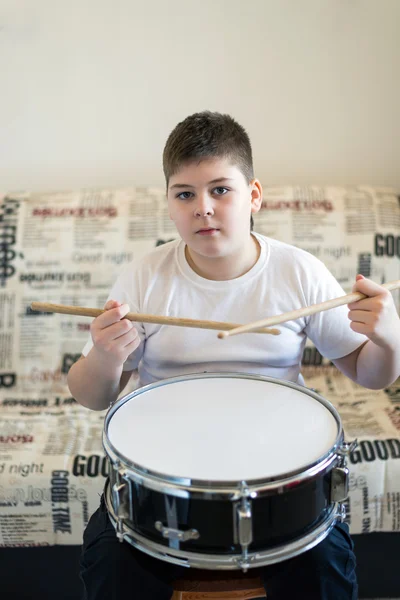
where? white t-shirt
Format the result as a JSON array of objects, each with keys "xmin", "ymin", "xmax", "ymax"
[{"xmin": 82, "ymin": 233, "xmax": 366, "ymax": 387}]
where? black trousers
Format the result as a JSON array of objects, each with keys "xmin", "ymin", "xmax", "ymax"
[{"xmin": 80, "ymin": 495, "xmax": 358, "ymax": 600}]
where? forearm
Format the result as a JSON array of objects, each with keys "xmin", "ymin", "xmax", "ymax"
[
  {"xmin": 354, "ymin": 340, "xmax": 400, "ymax": 389},
  {"xmin": 67, "ymin": 348, "xmax": 123, "ymax": 410}
]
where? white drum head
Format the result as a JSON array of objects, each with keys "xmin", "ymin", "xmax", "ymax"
[{"xmin": 107, "ymin": 376, "xmax": 339, "ymax": 482}]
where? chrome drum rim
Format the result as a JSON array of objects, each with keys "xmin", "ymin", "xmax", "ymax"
[{"xmin": 103, "ymin": 372, "xmax": 343, "ymax": 495}]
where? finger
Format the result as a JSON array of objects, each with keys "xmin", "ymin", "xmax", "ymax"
[
  {"xmin": 95, "ymin": 304, "xmax": 131, "ymax": 329},
  {"xmin": 103, "ymin": 299, "xmax": 121, "ymax": 311},
  {"xmin": 349, "ymin": 321, "xmax": 370, "ymax": 335},
  {"xmin": 348, "ymin": 309, "xmax": 376, "ymax": 324},
  {"xmin": 108, "ymin": 326, "xmax": 139, "ymax": 350},
  {"xmin": 348, "ymin": 291, "xmax": 393, "ymax": 311},
  {"xmin": 347, "ymin": 297, "xmax": 380, "ymax": 311},
  {"xmin": 351, "ymin": 275, "xmax": 390, "ymax": 298},
  {"xmin": 107, "ymin": 318, "xmax": 135, "ymax": 339},
  {"xmin": 92, "ymin": 321, "xmax": 135, "ymax": 350},
  {"xmin": 121, "ymin": 328, "xmax": 140, "ymax": 349},
  {"xmin": 110, "ymin": 322, "xmax": 139, "ymax": 344}
]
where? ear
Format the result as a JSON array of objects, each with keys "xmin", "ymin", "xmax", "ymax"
[{"xmin": 250, "ymin": 179, "xmax": 263, "ymax": 215}]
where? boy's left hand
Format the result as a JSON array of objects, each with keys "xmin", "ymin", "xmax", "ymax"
[{"xmin": 348, "ymin": 274, "xmax": 400, "ymax": 348}]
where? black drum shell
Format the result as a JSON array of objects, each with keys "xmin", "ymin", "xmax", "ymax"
[{"xmin": 108, "ymin": 463, "xmax": 336, "ymax": 554}]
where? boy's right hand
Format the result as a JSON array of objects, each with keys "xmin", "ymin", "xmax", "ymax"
[{"xmin": 90, "ymin": 299, "xmax": 140, "ymax": 369}]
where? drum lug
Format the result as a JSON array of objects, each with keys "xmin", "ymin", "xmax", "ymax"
[
  {"xmin": 112, "ymin": 467, "xmax": 130, "ymax": 543},
  {"xmin": 332, "ymin": 439, "xmax": 357, "ymax": 505},
  {"xmin": 235, "ymin": 482, "xmax": 254, "ymax": 572},
  {"xmin": 330, "ymin": 467, "xmax": 349, "ymax": 503},
  {"xmin": 154, "ymin": 521, "xmax": 200, "ymax": 542}
]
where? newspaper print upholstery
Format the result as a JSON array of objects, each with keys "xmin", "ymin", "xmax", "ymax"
[{"xmin": 0, "ymin": 185, "xmax": 399, "ymax": 546}]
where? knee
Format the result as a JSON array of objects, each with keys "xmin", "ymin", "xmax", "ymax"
[
  {"xmin": 306, "ymin": 523, "xmax": 356, "ymax": 576},
  {"xmin": 82, "ymin": 537, "xmax": 131, "ymax": 570}
]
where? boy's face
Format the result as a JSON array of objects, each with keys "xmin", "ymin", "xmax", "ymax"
[{"xmin": 167, "ymin": 158, "xmax": 262, "ymax": 262}]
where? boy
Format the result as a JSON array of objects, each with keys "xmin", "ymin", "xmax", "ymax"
[{"xmin": 68, "ymin": 111, "xmax": 400, "ymax": 600}]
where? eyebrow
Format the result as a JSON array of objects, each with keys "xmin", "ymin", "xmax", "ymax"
[{"xmin": 169, "ymin": 177, "xmax": 235, "ymax": 190}]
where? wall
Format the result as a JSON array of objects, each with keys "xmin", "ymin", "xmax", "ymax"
[{"xmin": 1, "ymin": 0, "xmax": 399, "ymax": 192}]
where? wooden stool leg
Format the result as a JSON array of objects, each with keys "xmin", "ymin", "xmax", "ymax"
[{"xmin": 171, "ymin": 592, "xmax": 183, "ymax": 600}]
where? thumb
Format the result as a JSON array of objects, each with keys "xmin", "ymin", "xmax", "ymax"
[{"xmin": 352, "ymin": 274, "xmax": 364, "ymax": 292}]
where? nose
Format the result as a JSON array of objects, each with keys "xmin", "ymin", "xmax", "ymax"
[{"xmin": 194, "ymin": 194, "xmax": 214, "ymax": 218}]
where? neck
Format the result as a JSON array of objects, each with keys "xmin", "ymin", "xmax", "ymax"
[{"xmin": 185, "ymin": 234, "xmax": 260, "ymax": 281}]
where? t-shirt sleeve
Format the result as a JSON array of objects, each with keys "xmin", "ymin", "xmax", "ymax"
[
  {"xmin": 304, "ymin": 258, "xmax": 367, "ymax": 360},
  {"xmin": 81, "ymin": 264, "xmax": 145, "ymax": 371}
]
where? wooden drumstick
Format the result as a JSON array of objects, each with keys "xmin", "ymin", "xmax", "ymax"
[
  {"xmin": 30, "ymin": 302, "xmax": 281, "ymax": 335},
  {"xmin": 218, "ymin": 279, "xmax": 400, "ymax": 339}
]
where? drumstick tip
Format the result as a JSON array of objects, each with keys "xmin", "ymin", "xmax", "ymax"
[{"xmin": 217, "ymin": 331, "xmax": 230, "ymax": 339}]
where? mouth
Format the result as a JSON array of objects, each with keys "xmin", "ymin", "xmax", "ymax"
[{"xmin": 196, "ymin": 228, "xmax": 219, "ymax": 236}]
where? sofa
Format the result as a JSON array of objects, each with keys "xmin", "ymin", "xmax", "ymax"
[{"xmin": 0, "ymin": 184, "xmax": 399, "ymax": 599}]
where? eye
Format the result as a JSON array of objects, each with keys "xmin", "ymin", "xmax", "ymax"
[
  {"xmin": 176, "ymin": 191, "xmax": 193, "ymax": 200},
  {"xmin": 213, "ymin": 187, "xmax": 229, "ymax": 196}
]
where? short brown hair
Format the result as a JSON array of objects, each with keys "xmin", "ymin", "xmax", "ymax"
[{"xmin": 163, "ymin": 111, "xmax": 254, "ymax": 187}]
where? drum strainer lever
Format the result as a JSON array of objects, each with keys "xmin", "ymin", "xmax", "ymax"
[{"xmin": 155, "ymin": 521, "xmax": 200, "ymax": 542}]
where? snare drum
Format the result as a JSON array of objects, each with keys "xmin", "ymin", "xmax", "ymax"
[{"xmin": 103, "ymin": 373, "xmax": 355, "ymax": 571}]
